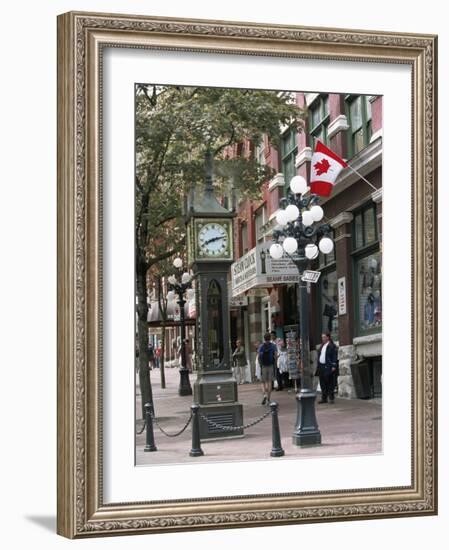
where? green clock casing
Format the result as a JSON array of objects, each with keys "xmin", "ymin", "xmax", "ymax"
[{"xmin": 187, "ymin": 217, "xmax": 233, "ymax": 264}]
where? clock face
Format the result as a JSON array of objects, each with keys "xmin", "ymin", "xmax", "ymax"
[{"xmin": 197, "ymin": 222, "xmax": 229, "ymax": 257}]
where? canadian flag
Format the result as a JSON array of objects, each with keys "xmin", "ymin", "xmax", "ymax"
[{"xmin": 310, "ymin": 140, "xmax": 348, "ymax": 197}]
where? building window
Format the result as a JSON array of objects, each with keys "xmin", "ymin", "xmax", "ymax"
[
  {"xmin": 353, "ymin": 203, "xmax": 381, "ymax": 335},
  {"xmin": 240, "ymin": 222, "xmax": 248, "ymax": 255},
  {"xmin": 256, "ymin": 141, "xmax": 266, "ymax": 166},
  {"xmin": 255, "ymin": 205, "xmax": 266, "ymax": 243},
  {"xmin": 345, "ymin": 95, "xmax": 372, "ymax": 157},
  {"xmin": 319, "ymin": 270, "xmax": 338, "ymax": 342},
  {"xmin": 355, "ymin": 252, "xmax": 382, "ymax": 333},
  {"xmin": 353, "ymin": 204, "xmax": 377, "ymax": 249},
  {"xmin": 262, "ymin": 300, "xmax": 271, "ymax": 335},
  {"xmin": 309, "ymin": 95, "xmax": 329, "ymax": 148},
  {"xmin": 280, "ymin": 127, "xmax": 298, "ymax": 187}
]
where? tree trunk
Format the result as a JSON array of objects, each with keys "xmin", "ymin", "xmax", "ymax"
[{"xmin": 136, "ymin": 266, "xmax": 153, "ymax": 419}]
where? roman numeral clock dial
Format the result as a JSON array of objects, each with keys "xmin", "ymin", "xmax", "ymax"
[{"xmin": 197, "ymin": 222, "xmax": 229, "ymax": 257}]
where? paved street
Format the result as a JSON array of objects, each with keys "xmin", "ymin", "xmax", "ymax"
[{"xmin": 136, "ymin": 366, "xmax": 382, "ymax": 466}]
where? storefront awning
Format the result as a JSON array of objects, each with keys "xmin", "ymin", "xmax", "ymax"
[
  {"xmin": 231, "ymin": 242, "xmax": 300, "ymax": 297},
  {"xmin": 146, "ymin": 299, "xmax": 196, "ymax": 326}
]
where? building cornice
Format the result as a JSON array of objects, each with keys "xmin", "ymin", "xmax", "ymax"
[
  {"xmin": 268, "ymin": 173, "xmax": 285, "ymax": 191},
  {"xmin": 330, "ymin": 212, "xmax": 354, "ymax": 229},
  {"xmin": 327, "ymin": 115, "xmax": 349, "ymax": 139},
  {"xmin": 295, "ymin": 147, "xmax": 312, "ymax": 168},
  {"xmin": 371, "ymin": 188, "xmax": 383, "ymax": 204}
]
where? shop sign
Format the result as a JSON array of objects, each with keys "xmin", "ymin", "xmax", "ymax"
[
  {"xmin": 229, "ymin": 295, "xmax": 248, "ymax": 308},
  {"xmin": 301, "ymin": 270, "xmax": 321, "ymax": 283},
  {"xmin": 338, "ymin": 276, "xmax": 347, "ymax": 315},
  {"xmin": 231, "ymin": 242, "xmax": 300, "ymax": 297}
]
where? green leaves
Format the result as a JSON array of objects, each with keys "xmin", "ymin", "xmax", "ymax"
[{"xmin": 135, "ymin": 84, "xmax": 306, "ymax": 270}]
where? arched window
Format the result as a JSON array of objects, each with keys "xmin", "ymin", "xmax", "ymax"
[{"xmin": 207, "ymin": 280, "xmax": 224, "ymax": 366}]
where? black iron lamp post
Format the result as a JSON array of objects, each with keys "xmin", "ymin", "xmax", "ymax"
[
  {"xmin": 269, "ymin": 175, "xmax": 335, "ymax": 446},
  {"xmin": 167, "ymin": 257, "xmax": 194, "ymax": 396}
]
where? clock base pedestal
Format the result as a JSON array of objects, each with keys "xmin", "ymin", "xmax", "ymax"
[
  {"xmin": 194, "ymin": 374, "xmax": 244, "ymax": 440},
  {"xmin": 197, "ymin": 403, "xmax": 244, "ymax": 440}
]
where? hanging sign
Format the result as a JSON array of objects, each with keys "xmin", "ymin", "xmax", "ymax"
[
  {"xmin": 301, "ymin": 270, "xmax": 321, "ymax": 283},
  {"xmin": 338, "ymin": 276, "xmax": 347, "ymax": 315}
]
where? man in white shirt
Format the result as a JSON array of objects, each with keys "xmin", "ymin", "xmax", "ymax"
[{"xmin": 316, "ymin": 332, "xmax": 338, "ymax": 404}]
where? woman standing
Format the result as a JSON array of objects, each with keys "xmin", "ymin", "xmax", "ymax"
[{"xmin": 232, "ymin": 340, "xmax": 246, "ymax": 384}]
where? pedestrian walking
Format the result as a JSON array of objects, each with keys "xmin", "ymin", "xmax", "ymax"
[
  {"xmin": 254, "ymin": 340, "xmax": 261, "ymax": 381},
  {"xmin": 154, "ymin": 341, "xmax": 161, "ymax": 368},
  {"xmin": 258, "ymin": 333, "xmax": 278, "ymax": 405},
  {"xmin": 232, "ymin": 340, "xmax": 246, "ymax": 384},
  {"xmin": 270, "ymin": 330, "xmax": 281, "ymax": 390},
  {"xmin": 148, "ymin": 342, "xmax": 155, "ymax": 370},
  {"xmin": 315, "ymin": 332, "xmax": 338, "ymax": 404},
  {"xmin": 277, "ymin": 342, "xmax": 289, "ymax": 390}
]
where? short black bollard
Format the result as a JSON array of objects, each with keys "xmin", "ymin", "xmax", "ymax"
[
  {"xmin": 144, "ymin": 402, "xmax": 157, "ymax": 452},
  {"xmin": 269, "ymin": 401, "xmax": 285, "ymax": 457},
  {"xmin": 189, "ymin": 404, "xmax": 204, "ymax": 457}
]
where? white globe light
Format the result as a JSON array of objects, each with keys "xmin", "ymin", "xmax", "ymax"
[
  {"xmin": 305, "ymin": 244, "xmax": 319, "ymax": 260},
  {"xmin": 269, "ymin": 243, "xmax": 284, "ymax": 260},
  {"xmin": 173, "ymin": 257, "xmax": 183, "ymax": 269},
  {"xmin": 285, "ymin": 204, "xmax": 300, "ymax": 222},
  {"xmin": 167, "ymin": 290, "xmax": 175, "ymax": 301},
  {"xmin": 319, "ymin": 237, "xmax": 334, "ymax": 254},
  {"xmin": 289, "ymin": 175, "xmax": 308, "ymax": 195},
  {"xmin": 283, "ymin": 237, "xmax": 298, "ymax": 254},
  {"xmin": 276, "ymin": 209, "xmax": 289, "ymax": 226},
  {"xmin": 302, "ymin": 211, "xmax": 314, "ymax": 226},
  {"xmin": 310, "ymin": 205, "xmax": 324, "ymax": 222},
  {"xmin": 181, "ymin": 272, "xmax": 192, "ymax": 284},
  {"xmin": 186, "ymin": 288, "xmax": 195, "ymax": 299},
  {"xmin": 168, "ymin": 275, "xmax": 177, "ymax": 285}
]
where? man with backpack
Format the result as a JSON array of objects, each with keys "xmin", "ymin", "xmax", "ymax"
[{"xmin": 258, "ymin": 332, "xmax": 278, "ymax": 405}]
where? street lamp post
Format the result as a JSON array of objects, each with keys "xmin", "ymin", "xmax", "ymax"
[
  {"xmin": 269, "ymin": 175, "xmax": 334, "ymax": 446},
  {"xmin": 168, "ymin": 258, "xmax": 194, "ymax": 396}
]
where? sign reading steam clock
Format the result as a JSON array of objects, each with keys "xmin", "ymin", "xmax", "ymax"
[{"xmin": 186, "ymin": 156, "xmax": 243, "ymax": 440}]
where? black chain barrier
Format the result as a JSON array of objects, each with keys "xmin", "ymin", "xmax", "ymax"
[
  {"xmin": 140, "ymin": 401, "xmax": 284, "ymax": 458},
  {"xmin": 136, "ymin": 420, "xmax": 147, "ymax": 435},
  {"xmin": 150, "ymin": 410, "xmax": 193, "ymax": 438},
  {"xmin": 199, "ymin": 408, "xmax": 271, "ymax": 432}
]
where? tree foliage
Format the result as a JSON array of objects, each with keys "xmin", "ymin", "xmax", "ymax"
[
  {"xmin": 135, "ymin": 84, "xmax": 306, "ymax": 414},
  {"xmin": 135, "ymin": 84, "xmax": 305, "ymax": 268}
]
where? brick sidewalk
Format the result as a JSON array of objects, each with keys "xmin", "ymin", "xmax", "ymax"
[{"xmin": 136, "ymin": 366, "xmax": 382, "ymax": 466}]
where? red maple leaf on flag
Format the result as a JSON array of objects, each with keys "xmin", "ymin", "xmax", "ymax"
[{"xmin": 314, "ymin": 158, "xmax": 331, "ymax": 176}]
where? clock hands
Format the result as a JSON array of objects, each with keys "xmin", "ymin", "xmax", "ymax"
[{"xmin": 204, "ymin": 235, "xmax": 225, "ymax": 245}]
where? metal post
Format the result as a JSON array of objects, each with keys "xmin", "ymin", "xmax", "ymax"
[
  {"xmin": 144, "ymin": 402, "xmax": 157, "ymax": 452},
  {"xmin": 269, "ymin": 401, "xmax": 284, "ymax": 457},
  {"xmin": 189, "ymin": 404, "xmax": 204, "ymax": 457},
  {"xmin": 292, "ymin": 264, "xmax": 322, "ymax": 446},
  {"xmin": 178, "ymin": 292, "xmax": 193, "ymax": 396}
]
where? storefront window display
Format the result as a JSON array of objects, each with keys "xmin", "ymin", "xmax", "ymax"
[
  {"xmin": 356, "ymin": 251, "xmax": 382, "ymax": 333},
  {"xmin": 320, "ymin": 270, "xmax": 338, "ymax": 341}
]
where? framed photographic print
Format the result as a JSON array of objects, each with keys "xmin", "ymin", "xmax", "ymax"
[{"xmin": 57, "ymin": 11, "xmax": 437, "ymax": 538}]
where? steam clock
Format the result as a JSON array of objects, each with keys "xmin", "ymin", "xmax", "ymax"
[{"xmin": 186, "ymin": 157, "xmax": 244, "ymax": 440}]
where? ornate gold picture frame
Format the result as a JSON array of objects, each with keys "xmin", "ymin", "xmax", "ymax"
[{"xmin": 57, "ymin": 11, "xmax": 437, "ymax": 538}]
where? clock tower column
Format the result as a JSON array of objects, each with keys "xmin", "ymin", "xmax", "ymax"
[{"xmin": 186, "ymin": 151, "xmax": 244, "ymax": 440}]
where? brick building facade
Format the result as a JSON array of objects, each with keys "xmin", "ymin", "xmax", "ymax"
[{"xmin": 230, "ymin": 92, "xmax": 383, "ymax": 398}]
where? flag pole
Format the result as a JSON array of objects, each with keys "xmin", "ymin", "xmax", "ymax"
[{"xmin": 345, "ymin": 165, "xmax": 378, "ymax": 192}]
